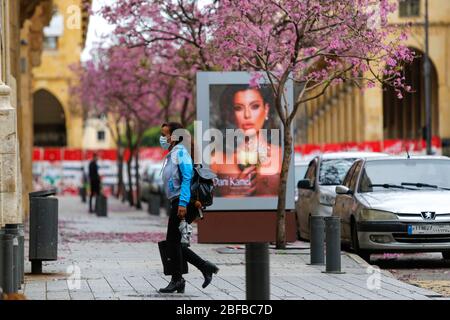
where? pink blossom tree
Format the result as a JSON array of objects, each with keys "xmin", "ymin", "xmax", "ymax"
[
  {"xmin": 73, "ymin": 45, "xmax": 165, "ymax": 209},
  {"xmin": 99, "ymin": 0, "xmax": 220, "ymax": 125},
  {"xmin": 71, "ymin": 59, "xmax": 129, "ymax": 201},
  {"xmin": 213, "ymin": 0, "xmax": 414, "ymax": 248}
]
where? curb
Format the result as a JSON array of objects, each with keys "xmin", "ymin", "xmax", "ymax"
[
  {"xmin": 346, "ymin": 252, "xmax": 371, "ymax": 268},
  {"xmin": 346, "ymin": 252, "xmax": 405, "ymax": 279}
]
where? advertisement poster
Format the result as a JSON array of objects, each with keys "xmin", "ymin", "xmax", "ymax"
[
  {"xmin": 209, "ymin": 84, "xmax": 282, "ymax": 198},
  {"xmin": 197, "ymin": 72, "xmax": 295, "ymax": 211}
]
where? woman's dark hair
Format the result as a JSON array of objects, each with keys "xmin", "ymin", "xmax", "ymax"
[
  {"xmin": 218, "ymin": 84, "xmax": 275, "ymax": 130},
  {"xmin": 162, "ymin": 122, "xmax": 184, "ymax": 135}
]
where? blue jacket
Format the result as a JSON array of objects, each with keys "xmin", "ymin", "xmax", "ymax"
[{"xmin": 162, "ymin": 144, "xmax": 193, "ymax": 207}]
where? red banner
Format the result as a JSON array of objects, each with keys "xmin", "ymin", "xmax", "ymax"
[
  {"xmin": 33, "ymin": 148, "xmax": 42, "ymax": 161},
  {"xmin": 43, "ymin": 148, "xmax": 62, "ymax": 162},
  {"xmin": 296, "ymin": 136, "xmax": 442, "ymax": 158},
  {"xmin": 33, "ymin": 137, "xmax": 443, "ymax": 163},
  {"xmin": 63, "ymin": 149, "xmax": 83, "ymax": 161}
]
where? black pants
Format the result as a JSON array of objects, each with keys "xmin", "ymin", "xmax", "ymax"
[
  {"xmin": 89, "ymin": 180, "xmax": 100, "ymax": 212},
  {"xmin": 166, "ymin": 198, "xmax": 205, "ymax": 280}
]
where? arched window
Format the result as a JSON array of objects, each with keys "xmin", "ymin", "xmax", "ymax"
[{"xmin": 383, "ymin": 48, "xmax": 439, "ymax": 141}]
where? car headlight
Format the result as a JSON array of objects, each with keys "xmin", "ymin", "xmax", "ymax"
[
  {"xmin": 359, "ymin": 209, "xmax": 398, "ymax": 221},
  {"xmin": 319, "ymin": 193, "xmax": 335, "ymax": 206}
]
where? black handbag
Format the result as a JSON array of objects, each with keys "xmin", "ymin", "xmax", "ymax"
[{"xmin": 158, "ymin": 240, "xmax": 188, "ymax": 276}]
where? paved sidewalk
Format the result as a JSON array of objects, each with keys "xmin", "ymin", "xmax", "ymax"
[{"xmin": 21, "ymin": 196, "xmax": 444, "ymax": 300}]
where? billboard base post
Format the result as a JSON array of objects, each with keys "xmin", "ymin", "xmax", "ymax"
[{"xmin": 245, "ymin": 242, "xmax": 270, "ymax": 300}]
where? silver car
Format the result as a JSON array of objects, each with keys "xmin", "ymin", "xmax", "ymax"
[
  {"xmin": 296, "ymin": 152, "xmax": 388, "ymax": 240},
  {"xmin": 140, "ymin": 162, "xmax": 164, "ymax": 203},
  {"xmin": 333, "ymin": 156, "xmax": 450, "ymax": 261}
]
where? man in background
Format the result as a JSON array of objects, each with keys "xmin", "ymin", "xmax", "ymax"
[{"xmin": 88, "ymin": 153, "xmax": 100, "ymax": 213}]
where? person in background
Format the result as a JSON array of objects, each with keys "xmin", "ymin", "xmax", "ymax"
[
  {"xmin": 88, "ymin": 153, "xmax": 100, "ymax": 213},
  {"xmin": 159, "ymin": 122, "xmax": 219, "ymax": 294}
]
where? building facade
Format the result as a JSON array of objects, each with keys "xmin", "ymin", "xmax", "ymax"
[
  {"xmin": 1, "ymin": 0, "xmax": 54, "ymax": 226},
  {"xmin": 295, "ymin": 0, "xmax": 450, "ymax": 156},
  {"xmin": 1, "ymin": 0, "xmax": 91, "ymax": 226},
  {"xmin": 32, "ymin": 0, "xmax": 91, "ymax": 149}
]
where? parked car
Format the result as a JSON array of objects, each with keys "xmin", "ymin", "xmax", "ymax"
[
  {"xmin": 296, "ymin": 152, "xmax": 388, "ymax": 240},
  {"xmin": 333, "ymin": 156, "xmax": 450, "ymax": 261},
  {"xmin": 140, "ymin": 162, "xmax": 164, "ymax": 203}
]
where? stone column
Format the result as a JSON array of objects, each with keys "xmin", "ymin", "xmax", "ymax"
[
  {"xmin": 345, "ymin": 85, "xmax": 354, "ymax": 142},
  {"xmin": 0, "ymin": 81, "xmax": 20, "ymax": 227},
  {"xmin": 362, "ymin": 85, "xmax": 383, "ymax": 142}
]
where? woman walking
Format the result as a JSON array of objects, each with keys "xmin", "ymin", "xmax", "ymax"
[{"xmin": 159, "ymin": 122, "xmax": 219, "ymax": 294}]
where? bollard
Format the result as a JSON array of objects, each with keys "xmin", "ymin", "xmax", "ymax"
[
  {"xmin": 148, "ymin": 193, "xmax": 161, "ymax": 216},
  {"xmin": 5, "ymin": 224, "xmax": 23, "ymax": 290},
  {"xmin": 4, "ymin": 224, "xmax": 24, "ymax": 292},
  {"xmin": 18, "ymin": 225, "xmax": 25, "ymax": 284},
  {"xmin": 12, "ymin": 236, "xmax": 19, "ymax": 291},
  {"xmin": 246, "ymin": 243, "xmax": 270, "ymax": 300},
  {"xmin": 323, "ymin": 216, "xmax": 345, "ymax": 274},
  {"xmin": 79, "ymin": 186, "xmax": 87, "ymax": 203},
  {"xmin": 0, "ymin": 233, "xmax": 15, "ymax": 294},
  {"xmin": 309, "ymin": 216, "xmax": 325, "ymax": 265},
  {"xmin": 96, "ymin": 194, "xmax": 108, "ymax": 217}
]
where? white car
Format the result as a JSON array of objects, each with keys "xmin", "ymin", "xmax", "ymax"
[
  {"xmin": 333, "ymin": 156, "xmax": 450, "ymax": 261},
  {"xmin": 296, "ymin": 152, "xmax": 388, "ymax": 240}
]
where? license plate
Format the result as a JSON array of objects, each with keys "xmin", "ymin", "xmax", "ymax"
[{"xmin": 408, "ymin": 224, "xmax": 450, "ymax": 235}]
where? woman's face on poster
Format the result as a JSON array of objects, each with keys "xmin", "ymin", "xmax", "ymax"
[{"xmin": 232, "ymin": 89, "xmax": 269, "ymax": 135}]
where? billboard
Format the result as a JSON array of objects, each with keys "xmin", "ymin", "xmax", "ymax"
[{"xmin": 196, "ymin": 72, "xmax": 295, "ymax": 211}]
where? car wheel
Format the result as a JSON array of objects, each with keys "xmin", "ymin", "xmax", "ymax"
[
  {"xmin": 442, "ymin": 251, "xmax": 450, "ymax": 260},
  {"xmin": 351, "ymin": 220, "xmax": 371, "ymax": 262}
]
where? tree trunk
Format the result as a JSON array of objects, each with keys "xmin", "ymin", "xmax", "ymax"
[
  {"xmin": 134, "ymin": 148, "xmax": 142, "ymax": 210},
  {"xmin": 164, "ymin": 102, "xmax": 170, "ymax": 123},
  {"xmin": 276, "ymin": 122, "xmax": 293, "ymax": 249},
  {"xmin": 125, "ymin": 119, "xmax": 135, "ymax": 207},
  {"xmin": 116, "ymin": 146, "xmax": 124, "ymax": 199},
  {"xmin": 180, "ymin": 97, "xmax": 190, "ymax": 127},
  {"xmin": 126, "ymin": 155, "xmax": 134, "ymax": 207}
]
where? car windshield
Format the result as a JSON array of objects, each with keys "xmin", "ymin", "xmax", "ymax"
[
  {"xmin": 359, "ymin": 159, "xmax": 450, "ymax": 193},
  {"xmin": 319, "ymin": 158, "xmax": 356, "ymax": 185}
]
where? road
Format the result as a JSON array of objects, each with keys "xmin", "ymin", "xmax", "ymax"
[{"xmin": 370, "ymin": 253, "xmax": 450, "ymax": 297}]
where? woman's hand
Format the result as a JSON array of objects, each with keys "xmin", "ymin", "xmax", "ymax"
[
  {"xmin": 178, "ymin": 206, "xmax": 187, "ymax": 220},
  {"xmin": 237, "ymin": 165, "xmax": 257, "ymax": 196}
]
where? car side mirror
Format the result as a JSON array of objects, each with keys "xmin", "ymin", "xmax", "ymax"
[
  {"xmin": 336, "ymin": 185, "xmax": 353, "ymax": 195},
  {"xmin": 297, "ymin": 179, "xmax": 313, "ymax": 189}
]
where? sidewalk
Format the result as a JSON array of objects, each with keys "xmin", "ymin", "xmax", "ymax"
[{"xmin": 21, "ymin": 196, "xmax": 444, "ymax": 300}]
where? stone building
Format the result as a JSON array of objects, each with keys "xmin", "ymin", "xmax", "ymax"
[
  {"xmin": 0, "ymin": 0, "xmax": 90, "ymax": 226},
  {"xmin": 295, "ymin": 0, "xmax": 450, "ymax": 156},
  {"xmin": 1, "ymin": 0, "xmax": 53, "ymax": 227}
]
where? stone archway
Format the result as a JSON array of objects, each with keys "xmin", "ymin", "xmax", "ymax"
[
  {"xmin": 33, "ymin": 89, "xmax": 67, "ymax": 146},
  {"xmin": 383, "ymin": 48, "xmax": 439, "ymax": 141}
]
